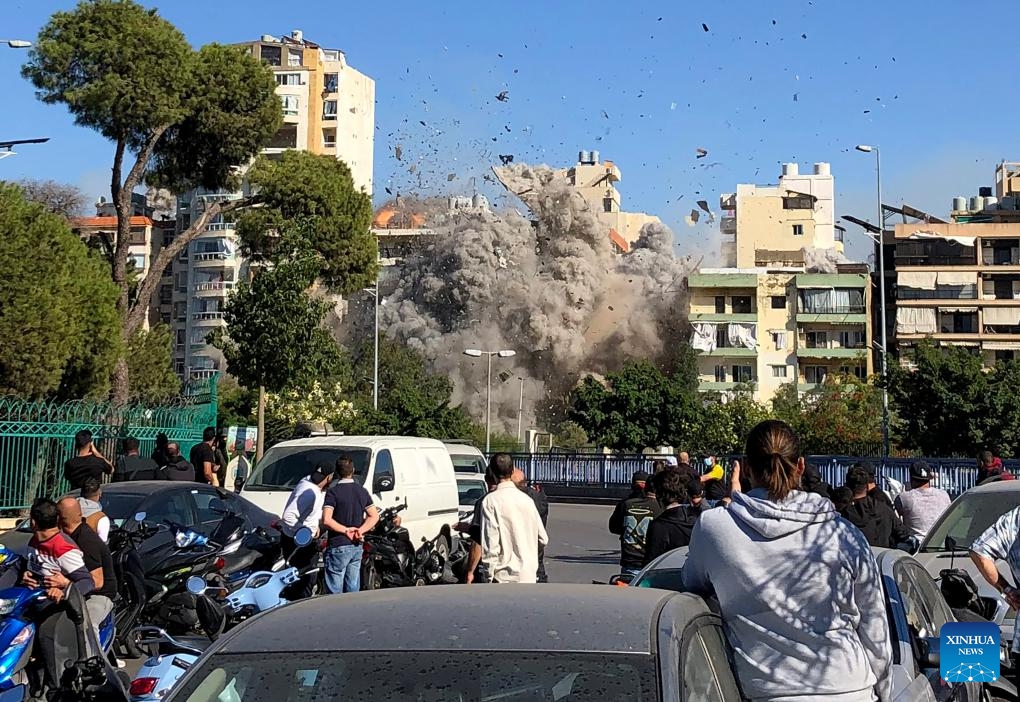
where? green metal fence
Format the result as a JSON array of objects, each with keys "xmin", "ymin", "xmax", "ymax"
[{"xmin": 0, "ymin": 377, "xmax": 218, "ymax": 513}]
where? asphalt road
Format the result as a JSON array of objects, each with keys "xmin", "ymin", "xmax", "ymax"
[{"xmin": 544, "ymin": 502, "xmax": 621, "ymax": 585}]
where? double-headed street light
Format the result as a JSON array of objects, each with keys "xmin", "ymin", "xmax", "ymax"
[
  {"xmin": 855, "ymin": 144, "xmax": 890, "ymax": 460},
  {"xmin": 463, "ymin": 348, "xmax": 516, "ymax": 454},
  {"xmin": 4, "ymin": 40, "xmax": 30, "ymax": 49}
]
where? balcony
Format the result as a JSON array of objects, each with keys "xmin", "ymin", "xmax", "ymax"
[
  {"xmin": 797, "ymin": 347, "xmax": 867, "ymax": 359},
  {"xmin": 192, "ymin": 311, "xmax": 225, "ymax": 322},
  {"xmin": 698, "ymin": 381, "xmax": 755, "ymax": 392},
  {"xmin": 720, "ymin": 216, "xmax": 736, "ymax": 235},
  {"xmin": 205, "ymin": 222, "xmax": 236, "ymax": 232},
  {"xmin": 190, "ymin": 369, "xmax": 218, "ymax": 380},
  {"xmin": 194, "ymin": 281, "xmax": 235, "ymax": 295},
  {"xmin": 698, "ymin": 347, "xmax": 757, "ymax": 357},
  {"xmin": 689, "ymin": 312, "xmax": 757, "ymax": 323},
  {"xmin": 192, "ymin": 252, "xmax": 233, "ymax": 266},
  {"xmin": 197, "ymin": 193, "xmax": 242, "ymax": 204}
]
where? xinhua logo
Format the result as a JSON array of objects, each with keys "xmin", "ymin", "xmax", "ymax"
[{"xmin": 940, "ymin": 621, "xmax": 1000, "ymax": 683}]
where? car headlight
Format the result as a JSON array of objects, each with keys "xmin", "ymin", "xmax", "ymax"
[
  {"xmin": 0, "ymin": 599, "xmax": 17, "ymax": 617},
  {"xmin": 246, "ymin": 574, "xmax": 272, "ymax": 589}
]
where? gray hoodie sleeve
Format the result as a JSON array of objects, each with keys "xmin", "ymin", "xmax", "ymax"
[
  {"xmin": 853, "ymin": 540, "xmax": 893, "ymax": 702},
  {"xmin": 680, "ymin": 517, "xmax": 714, "ymax": 595}
]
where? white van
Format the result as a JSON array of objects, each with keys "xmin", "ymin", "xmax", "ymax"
[
  {"xmin": 443, "ymin": 442, "xmax": 486, "ymax": 474},
  {"xmin": 239, "ymin": 436, "xmax": 460, "ymax": 550}
]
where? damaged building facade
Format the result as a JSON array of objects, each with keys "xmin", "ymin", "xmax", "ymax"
[{"xmin": 690, "ymin": 162, "xmax": 872, "ymax": 403}]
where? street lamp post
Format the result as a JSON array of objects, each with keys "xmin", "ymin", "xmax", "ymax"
[
  {"xmin": 463, "ymin": 348, "xmax": 517, "ymax": 454},
  {"xmin": 364, "ymin": 271, "xmax": 380, "ymax": 411},
  {"xmin": 856, "ymin": 144, "xmax": 890, "ymax": 459},
  {"xmin": 3, "ymin": 40, "xmax": 31, "ymax": 49}
]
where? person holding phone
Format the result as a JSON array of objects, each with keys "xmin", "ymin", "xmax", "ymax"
[{"xmin": 63, "ymin": 430, "xmax": 114, "ymax": 490}]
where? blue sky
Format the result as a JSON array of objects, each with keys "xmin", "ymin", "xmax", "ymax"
[{"xmin": 1, "ymin": 0, "xmax": 1016, "ymax": 262}]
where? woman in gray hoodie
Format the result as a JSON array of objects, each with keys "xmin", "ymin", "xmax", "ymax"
[{"xmin": 682, "ymin": 420, "xmax": 892, "ymax": 702}]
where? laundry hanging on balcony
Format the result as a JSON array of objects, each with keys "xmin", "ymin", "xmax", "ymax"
[
  {"xmin": 895, "ymin": 307, "xmax": 937, "ymax": 334},
  {"xmin": 727, "ymin": 322, "xmax": 758, "ymax": 349},
  {"xmin": 799, "ymin": 288, "xmax": 864, "ymax": 313},
  {"xmin": 691, "ymin": 322, "xmax": 718, "ymax": 352}
]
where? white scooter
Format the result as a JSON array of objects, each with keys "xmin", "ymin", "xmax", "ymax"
[{"xmin": 128, "ymin": 527, "xmax": 316, "ymax": 701}]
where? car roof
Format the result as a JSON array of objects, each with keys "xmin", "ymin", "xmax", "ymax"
[
  {"xmin": 444, "ymin": 443, "xmax": 483, "ymax": 455},
  {"xmin": 100, "ymin": 481, "xmax": 194, "ymax": 496},
  {"xmin": 967, "ymin": 479, "xmax": 1020, "ymax": 494},
  {"xmin": 455, "ymin": 474, "xmax": 487, "ymax": 483},
  {"xmin": 216, "ymin": 585, "xmax": 684, "ymax": 655},
  {"xmin": 267, "ymin": 436, "xmax": 447, "ymax": 450},
  {"xmin": 643, "ymin": 547, "xmax": 689, "ymax": 572}
]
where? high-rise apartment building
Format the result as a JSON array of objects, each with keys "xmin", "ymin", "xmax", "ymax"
[
  {"xmin": 171, "ymin": 30, "xmax": 374, "ymax": 380},
  {"xmin": 688, "ymin": 163, "xmax": 871, "ymax": 403}
]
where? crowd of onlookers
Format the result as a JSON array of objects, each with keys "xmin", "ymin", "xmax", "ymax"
[{"xmin": 62, "ymin": 427, "xmax": 251, "ymax": 492}]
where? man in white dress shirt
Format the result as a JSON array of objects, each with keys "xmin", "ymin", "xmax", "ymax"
[{"xmin": 481, "ymin": 454, "xmax": 548, "ymax": 584}]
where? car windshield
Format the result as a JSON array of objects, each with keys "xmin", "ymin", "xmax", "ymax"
[
  {"xmin": 633, "ymin": 568, "xmax": 685, "ymax": 592},
  {"xmin": 100, "ymin": 491, "xmax": 148, "ymax": 527},
  {"xmin": 176, "ymin": 651, "xmax": 658, "ymax": 702},
  {"xmin": 451, "ymin": 454, "xmax": 486, "ymax": 474},
  {"xmin": 922, "ymin": 489, "xmax": 1020, "ymax": 551},
  {"xmin": 457, "ymin": 480, "xmax": 487, "ymax": 506},
  {"xmin": 245, "ymin": 447, "xmax": 371, "ymax": 490}
]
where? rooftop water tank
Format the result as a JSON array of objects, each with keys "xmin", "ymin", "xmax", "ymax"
[
  {"xmin": 578, "ymin": 150, "xmax": 590, "ymax": 165},
  {"xmin": 952, "ymin": 196, "xmax": 967, "ymax": 212},
  {"xmin": 984, "ymin": 197, "xmax": 999, "ymax": 211},
  {"xmin": 782, "ymin": 163, "xmax": 799, "ymax": 176},
  {"xmin": 970, "ymin": 196, "xmax": 983, "ymax": 212},
  {"xmin": 591, "ymin": 150, "xmax": 600, "ymax": 164},
  {"xmin": 814, "ymin": 162, "xmax": 831, "ymax": 176},
  {"xmin": 292, "ymin": 29, "xmax": 303, "ymax": 42}
]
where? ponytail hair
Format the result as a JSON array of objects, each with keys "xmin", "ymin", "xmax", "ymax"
[{"xmin": 744, "ymin": 419, "xmax": 801, "ymax": 501}]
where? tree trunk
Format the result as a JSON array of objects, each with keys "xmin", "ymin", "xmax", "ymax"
[{"xmin": 257, "ymin": 386, "xmax": 266, "ymax": 462}]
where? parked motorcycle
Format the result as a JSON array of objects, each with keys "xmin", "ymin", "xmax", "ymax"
[
  {"xmin": 360, "ymin": 505, "xmax": 456, "ymax": 589},
  {"xmin": 129, "ymin": 527, "xmax": 317, "ymax": 700},
  {"xmin": 0, "ymin": 546, "xmax": 124, "ymax": 701}
]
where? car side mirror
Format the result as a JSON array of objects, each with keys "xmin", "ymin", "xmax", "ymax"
[
  {"xmin": 918, "ymin": 637, "xmax": 940, "ymax": 669},
  {"xmin": 134, "ymin": 512, "xmax": 147, "ymax": 523},
  {"xmin": 374, "ymin": 475, "xmax": 395, "ymax": 493},
  {"xmin": 186, "ymin": 576, "xmax": 208, "ymax": 596},
  {"xmin": 609, "ymin": 573, "xmax": 634, "ymax": 586},
  {"xmin": 946, "ymin": 536, "xmax": 958, "ymax": 552}
]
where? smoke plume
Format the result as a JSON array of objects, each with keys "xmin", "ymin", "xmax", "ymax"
[{"xmin": 376, "ymin": 162, "xmax": 696, "ymax": 434}]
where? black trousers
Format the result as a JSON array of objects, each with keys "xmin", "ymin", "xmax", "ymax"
[
  {"xmin": 280, "ymin": 533, "xmax": 319, "ymax": 601},
  {"xmin": 36, "ymin": 602, "xmax": 81, "ymax": 691}
]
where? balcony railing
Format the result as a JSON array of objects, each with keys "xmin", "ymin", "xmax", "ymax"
[
  {"xmin": 192, "ymin": 311, "xmax": 225, "ymax": 321},
  {"xmin": 197, "ymin": 193, "xmax": 242, "ymax": 203},
  {"xmin": 797, "ymin": 305, "xmax": 866, "ymax": 315},
  {"xmin": 192, "ymin": 252, "xmax": 232, "ymax": 263},
  {"xmin": 899, "ymin": 289, "xmax": 979, "ymax": 300},
  {"xmin": 193, "ymin": 281, "xmax": 235, "ymax": 292},
  {"xmin": 190, "ymin": 369, "xmax": 218, "ymax": 379},
  {"xmin": 205, "ymin": 222, "xmax": 236, "ymax": 232}
]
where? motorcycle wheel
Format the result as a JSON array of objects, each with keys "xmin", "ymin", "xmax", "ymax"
[
  {"xmin": 435, "ymin": 535, "xmax": 451, "ymax": 562},
  {"xmin": 361, "ymin": 560, "xmax": 382, "ymax": 591},
  {"xmin": 413, "ymin": 577, "xmax": 427, "ymax": 587}
]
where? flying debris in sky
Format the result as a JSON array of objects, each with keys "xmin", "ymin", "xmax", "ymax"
[
  {"xmin": 496, "ymin": 90, "xmax": 510, "ymax": 102},
  {"xmin": 696, "ymin": 148, "xmax": 708, "ymax": 159},
  {"xmin": 394, "ymin": 145, "xmax": 403, "ymax": 161},
  {"xmin": 686, "ymin": 209, "xmax": 700, "ymax": 226},
  {"xmin": 696, "ymin": 200, "xmax": 711, "ymax": 214},
  {"xmin": 499, "ymin": 154, "xmax": 514, "ymax": 165},
  {"xmin": 702, "ymin": 23, "xmax": 710, "ymax": 32}
]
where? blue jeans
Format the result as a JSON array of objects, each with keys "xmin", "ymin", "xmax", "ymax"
[{"xmin": 325, "ymin": 544, "xmax": 363, "ymax": 593}]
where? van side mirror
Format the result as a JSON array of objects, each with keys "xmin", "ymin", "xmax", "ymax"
[
  {"xmin": 374, "ymin": 475, "xmax": 395, "ymax": 493},
  {"xmin": 918, "ymin": 637, "xmax": 940, "ymax": 669}
]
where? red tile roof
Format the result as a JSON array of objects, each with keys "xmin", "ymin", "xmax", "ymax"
[{"xmin": 73, "ymin": 216, "xmax": 153, "ymax": 228}]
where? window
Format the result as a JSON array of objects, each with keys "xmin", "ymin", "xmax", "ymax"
[
  {"xmin": 996, "ymin": 350, "xmax": 1016, "ymax": 362},
  {"xmin": 731, "ymin": 296, "xmax": 752, "ymax": 314},
  {"xmin": 323, "ymin": 72, "xmax": 338, "ymax": 92},
  {"xmin": 268, "ymin": 124, "xmax": 298, "ymax": 149},
  {"xmin": 715, "ymin": 326, "xmax": 728, "ymax": 349},
  {"xmin": 838, "ymin": 331, "xmax": 866, "ymax": 349},
  {"xmin": 806, "ymin": 330, "xmax": 828, "ymax": 348},
  {"xmin": 732, "ymin": 365, "xmax": 754, "ymax": 383},
  {"xmin": 260, "ymin": 45, "xmax": 281, "ymax": 66},
  {"xmin": 174, "ymin": 361, "xmax": 184, "ymax": 375},
  {"xmin": 792, "ymin": 224, "xmax": 805, "ymax": 237},
  {"xmin": 275, "ymin": 73, "xmax": 302, "ymax": 86},
  {"xmin": 323, "ymin": 100, "xmax": 338, "ymax": 120},
  {"xmin": 681, "ymin": 626, "xmax": 738, "ymax": 701},
  {"xmin": 783, "ymin": 195, "xmax": 814, "ymax": 210},
  {"xmin": 175, "ymin": 329, "xmax": 186, "ymax": 345},
  {"xmin": 840, "ymin": 365, "xmax": 867, "ymax": 379},
  {"xmin": 770, "ymin": 330, "xmax": 787, "ymax": 350},
  {"xmin": 714, "ymin": 296, "xmax": 725, "ymax": 313},
  {"xmin": 804, "ymin": 366, "xmax": 828, "ymax": 384},
  {"xmin": 770, "ymin": 365, "xmax": 788, "ymax": 378},
  {"xmin": 322, "ymin": 50, "xmax": 340, "ymax": 62},
  {"xmin": 834, "ymin": 228, "xmax": 845, "ymax": 242},
  {"xmin": 373, "ymin": 449, "xmax": 395, "ymax": 488},
  {"xmin": 894, "ymin": 562, "xmax": 951, "ymax": 646},
  {"xmin": 281, "ymin": 95, "xmax": 300, "ymax": 116},
  {"xmin": 322, "ymin": 130, "xmax": 337, "ymax": 148},
  {"xmin": 771, "ymin": 295, "xmax": 786, "ymax": 309},
  {"xmin": 287, "ymin": 49, "xmax": 302, "ymax": 66},
  {"xmin": 714, "ymin": 365, "xmax": 727, "ymax": 382}
]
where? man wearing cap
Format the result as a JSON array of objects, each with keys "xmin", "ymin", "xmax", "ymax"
[
  {"xmin": 279, "ymin": 466, "xmax": 331, "ymax": 599},
  {"xmin": 894, "ymin": 462, "xmax": 951, "ymax": 540},
  {"xmin": 855, "ymin": 462, "xmax": 894, "ymax": 508},
  {"xmin": 609, "ymin": 471, "xmax": 662, "ymax": 575}
]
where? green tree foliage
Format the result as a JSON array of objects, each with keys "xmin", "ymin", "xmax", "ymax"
[
  {"xmin": 888, "ymin": 340, "xmax": 1006, "ymax": 456},
  {"xmin": 237, "ymin": 151, "xmax": 377, "ymax": 294},
  {"xmin": 125, "ymin": 325, "xmax": 180, "ymax": 401},
  {"xmin": 23, "ymin": 0, "xmax": 281, "ymax": 399},
  {"xmin": 212, "ymin": 261, "xmax": 346, "ymax": 396},
  {"xmin": 772, "ymin": 376, "xmax": 884, "ymax": 455},
  {"xmin": 343, "ymin": 336, "xmax": 475, "ymax": 439},
  {"xmin": 0, "ymin": 183, "xmax": 120, "ymax": 399}
]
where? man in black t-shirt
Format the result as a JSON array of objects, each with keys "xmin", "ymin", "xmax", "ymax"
[
  {"xmin": 609, "ymin": 471, "xmax": 663, "ymax": 574},
  {"xmin": 54, "ymin": 497, "xmax": 117, "ymax": 651},
  {"xmin": 190, "ymin": 427, "xmax": 219, "ymax": 486},
  {"xmin": 321, "ymin": 456, "xmax": 379, "ymax": 593},
  {"xmin": 63, "ymin": 430, "xmax": 114, "ymax": 490}
]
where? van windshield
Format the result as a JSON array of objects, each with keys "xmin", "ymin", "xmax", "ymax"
[
  {"xmin": 245, "ymin": 447, "xmax": 371, "ymax": 491},
  {"xmin": 451, "ymin": 454, "xmax": 486, "ymax": 474}
]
